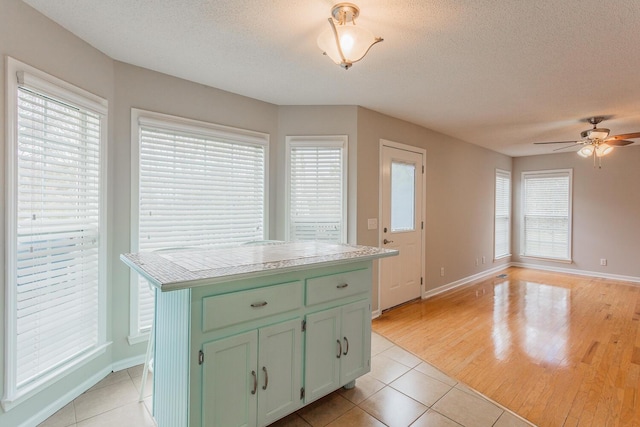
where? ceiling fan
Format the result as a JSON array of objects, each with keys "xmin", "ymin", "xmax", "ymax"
[{"xmin": 533, "ymin": 117, "xmax": 640, "ymax": 168}]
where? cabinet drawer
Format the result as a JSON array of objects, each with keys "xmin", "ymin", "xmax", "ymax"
[
  {"xmin": 203, "ymin": 281, "xmax": 302, "ymax": 332},
  {"xmin": 306, "ymin": 269, "xmax": 369, "ymax": 306}
]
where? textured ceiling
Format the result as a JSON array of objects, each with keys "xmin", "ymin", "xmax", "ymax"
[{"xmin": 23, "ymin": 0, "xmax": 640, "ymax": 156}]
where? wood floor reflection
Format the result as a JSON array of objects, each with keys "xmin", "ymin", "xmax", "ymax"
[{"xmin": 372, "ymin": 267, "xmax": 640, "ymax": 427}]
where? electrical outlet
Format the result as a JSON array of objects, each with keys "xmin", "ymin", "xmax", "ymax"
[
  {"xmin": 482, "ymin": 256, "xmax": 486, "ymax": 264},
  {"xmin": 475, "ymin": 258, "xmax": 479, "ymax": 266},
  {"xmin": 367, "ymin": 218, "xmax": 378, "ymax": 230},
  {"xmin": 600, "ymin": 258, "xmax": 607, "ymax": 266},
  {"xmin": 440, "ymin": 267, "xmax": 445, "ymax": 277}
]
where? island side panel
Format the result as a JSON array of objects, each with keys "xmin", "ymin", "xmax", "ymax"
[{"xmin": 154, "ymin": 288, "xmax": 192, "ymax": 427}]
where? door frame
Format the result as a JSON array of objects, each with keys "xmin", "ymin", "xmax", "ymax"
[{"xmin": 377, "ymin": 139, "xmax": 426, "ymax": 315}]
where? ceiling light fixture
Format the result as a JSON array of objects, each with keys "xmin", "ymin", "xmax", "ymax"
[
  {"xmin": 576, "ymin": 139, "xmax": 614, "ymax": 167},
  {"xmin": 534, "ymin": 116, "xmax": 640, "ymax": 168},
  {"xmin": 317, "ymin": 3, "xmax": 383, "ymax": 70},
  {"xmin": 578, "ymin": 117, "xmax": 615, "ymax": 167}
]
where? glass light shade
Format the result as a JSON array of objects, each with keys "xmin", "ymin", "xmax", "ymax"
[
  {"xmin": 577, "ymin": 145, "xmax": 594, "ymax": 158},
  {"xmin": 595, "ymin": 143, "xmax": 613, "ymax": 157},
  {"xmin": 317, "ymin": 23, "xmax": 379, "ymax": 66},
  {"xmin": 588, "ymin": 129, "xmax": 609, "ymax": 140}
]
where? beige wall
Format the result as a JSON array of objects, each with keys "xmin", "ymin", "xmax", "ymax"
[
  {"xmin": 512, "ymin": 147, "xmax": 640, "ymax": 278},
  {"xmin": 356, "ymin": 108, "xmax": 513, "ymax": 311}
]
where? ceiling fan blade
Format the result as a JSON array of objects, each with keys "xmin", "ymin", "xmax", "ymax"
[
  {"xmin": 608, "ymin": 132, "xmax": 640, "ymax": 141},
  {"xmin": 552, "ymin": 144, "xmax": 581, "ymax": 152},
  {"xmin": 533, "ymin": 140, "xmax": 578, "ymax": 145},
  {"xmin": 605, "ymin": 139, "xmax": 634, "ymax": 147}
]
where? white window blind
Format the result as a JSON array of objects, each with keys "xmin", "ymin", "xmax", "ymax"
[
  {"xmin": 522, "ymin": 170, "xmax": 572, "ymax": 261},
  {"xmin": 494, "ymin": 169, "xmax": 511, "ymax": 259},
  {"xmin": 286, "ymin": 137, "xmax": 347, "ymax": 243},
  {"xmin": 132, "ymin": 113, "xmax": 268, "ymax": 334},
  {"xmin": 7, "ymin": 64, "xmax": 106, "ymax": 400}
]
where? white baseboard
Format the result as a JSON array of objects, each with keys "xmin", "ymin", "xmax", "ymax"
[
  {"xmin": 21, "ymin": 354, "xmax": 147, "ymax": 427},
  {"xmin": 372, "ymin": 262, "xmax": 639, "ymax": 319},
  {"xmin": 21, "ymin": 366, "xmax": 112, "ymax": 427},
  {"xmin": 112, "ymin": 353, "xmax": 147, "ymax": 372},
  {"xmin": 422, "ymin": 264, "xmax": 509, "ymax": 299},
  {"xmin": 511, "ymin": 262, "xmax": 640, "ymax": 285}
]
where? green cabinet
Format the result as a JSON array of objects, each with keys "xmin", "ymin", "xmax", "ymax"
[
  {"xmin": 304, "ymin": 299, "xmax": 371, "ymax": 403},
  {"xmin": 150, "ymin": 261, "xmax": 374, "ymax": 427},
  {"xmin": 202, "ymin": 319, "xmax": 302, "ymax": 427},
  {"xmin": 202, "ymin": 331, "xmax": 257, "ymax": 427}
]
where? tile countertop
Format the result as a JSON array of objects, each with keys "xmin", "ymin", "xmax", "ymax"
[{"xmin": 120, "ymin": 241, "xmax": 398, "ymax": 292}]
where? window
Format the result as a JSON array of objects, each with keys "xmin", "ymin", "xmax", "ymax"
[
  {"xmin": 4, "ymin": 58, "xmax": 107, "ymax": 409},
  {"xmin": 521, "ymin": 169, "xmax": 573, "ymax": 261},
  {"xmin": 285, "ymin": 136, "xmax": 347, "ymax": 243},
  {"xmin": 391, "ymin": 161, "xmax": 416, "ymax": 232},
  {"xmin": 494, "ymin": 169, "xmax": 511, "ymax": 259},
  {"xmin": 130, "ymin": 110, "xmax": 268, "ymax": 340}
]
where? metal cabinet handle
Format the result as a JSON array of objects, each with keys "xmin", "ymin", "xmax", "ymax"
[
  {"xmin": 251, "ymin": 370, "xmax": 257, "ymax": 395},
  {"xmin": 343, "ymin": 337, "xmax": 349, "ymax": 356},
  {"xmin": 383, "ymin": 239, "xmax": 394, "ymax": 244},
  {"xmin": 251, "ymin": 301, "xmax": 268, "ymax": 308},
  {"xmin": 336, "ymin": 339, "xmax": 342, "ymax": 358},
  {"xmin": 262, "ymin": 366, "xmax": 269, "ymax": 390},
  {"xmin": 336, "ymin": 283, "xmax": 349, "ymax": 289}
]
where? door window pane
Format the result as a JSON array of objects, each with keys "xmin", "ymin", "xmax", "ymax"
[{"xmin": 391, "ymin": 161, "xmax": 415, "ymax": 232}]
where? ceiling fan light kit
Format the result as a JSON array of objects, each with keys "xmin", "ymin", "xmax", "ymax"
[
  {"xmin": 582, "ymin": 128, "xmax": 610, "ymax": 140},
  {"xmin": 534, "ymin": 116, "xmax": 640, "ymax": 168},
  {"xmin": 577, "ymin": 145, "xmax": 593, "ymax": 158},
  {"xmin": 317, "ymin": 3, "xmax": 383, "ymax": 70}
]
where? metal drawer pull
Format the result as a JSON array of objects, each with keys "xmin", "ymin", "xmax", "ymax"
[
  {"xmin": 343, "ymin": 337, "xmax": 349, "ymax": 356},
  {"xmin": 250, "ymin": 301, "xmax": 268, "ymax": 308},
  {"xmin": 336, "ymin": 339, "xmax": 342, "ymax": 358},
  {"xmin": 251, "ymin": 370, "xmax": 257, "ymax": 395},
  {"xmin": 262, "ymin": 366, "xmax": 269, "ymax": 390},
  {"xmin": 336, "ymin": 283, "xmax": 349, "ymax": 289}
]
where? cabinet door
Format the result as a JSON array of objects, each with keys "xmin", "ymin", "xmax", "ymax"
[
  {"xmin": 202, "ymin": 331, "xmax": 258, "ymax": 427},
  {"xmin": 304, "ymin": 307, "xmax": 341, "ymax": 403},
  {"xmin": 257, "ymin": 319, "xmax": 302, "ymax": 427},
  {"xmin": 340, "ymin": 300, "xmax": 371, "ymax": 384}
]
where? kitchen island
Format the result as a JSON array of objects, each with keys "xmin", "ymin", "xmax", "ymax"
[{"xmin": 121, "ymin": 241, "xmax": 397, "ymax": 427}]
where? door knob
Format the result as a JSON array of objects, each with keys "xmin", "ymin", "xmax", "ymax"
[{"xmin": 383, "ymin": 239, "xmax": 394, "ymax": 244}]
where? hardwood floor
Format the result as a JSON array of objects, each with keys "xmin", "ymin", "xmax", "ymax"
[{"xmin": 372, "ymin": 267, "xmax": 640, "ymax": 427}]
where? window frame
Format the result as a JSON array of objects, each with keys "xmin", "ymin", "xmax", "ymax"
[
  {"xmin": 3, "ymin": 57, "xmax": 108, "ymax": 410},
  {"xmin": 520, "ymin": 169, "xmax": 573, "ymax": 262},
  {"xmin": 128, "ymin": 109, "xmax": 270, "ymax": 343},
  {"xmin": 494, "ymin": 169, "xmax": 511, "ymax": 260},
  {"xmin": 284, "ymin": 135, "xmax": 348, "ymax": 244}
]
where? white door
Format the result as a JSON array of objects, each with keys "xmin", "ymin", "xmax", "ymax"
[{"xmin": 380, "ymin": 143, "xmax": 424, "ymax": 311}]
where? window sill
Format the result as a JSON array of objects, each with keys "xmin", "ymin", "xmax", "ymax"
[
  {"xmin": 494, "ymin": 254, "xmax": 512, "ymax": 261},
  {"xmin": 127, "ymin": 331, "xmax": 150, "ymax": 346},
  {"xmin": 2, "ymin": 342, "xmax": 111, "ymax": 412},
  {"xmin": 520, "ymin": 255, "xmax": 573, "ymax": 264}
]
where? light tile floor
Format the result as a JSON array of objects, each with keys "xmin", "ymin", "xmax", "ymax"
[{"xmin": 39, "ymin": 334, "xmax": 534, "ymax": 427}]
